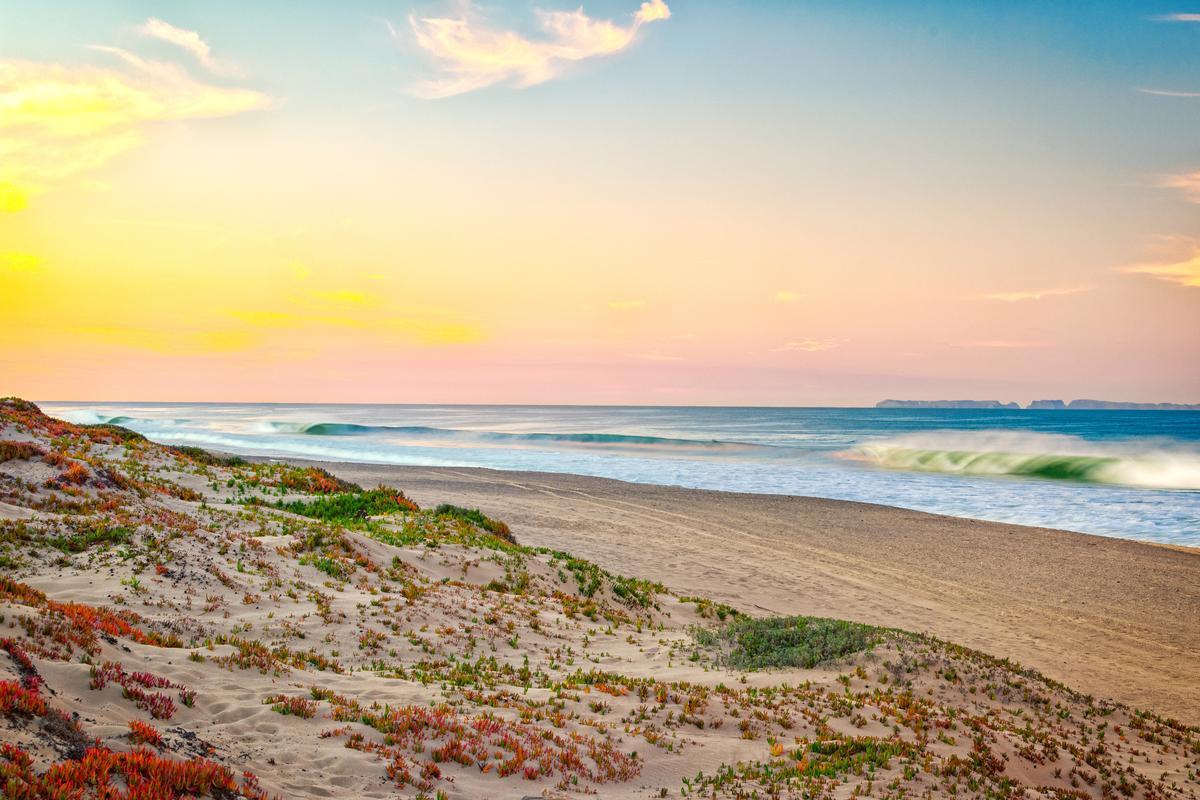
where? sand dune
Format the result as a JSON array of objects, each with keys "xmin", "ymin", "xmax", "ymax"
[{"xmin": 4, "ymin": 398, "xmax": 1197, "ymax": 800}]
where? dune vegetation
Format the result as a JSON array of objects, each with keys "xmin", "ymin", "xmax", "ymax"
[{"xmin": 0, "ymin": 397, "xmax": 1196, "ymax": 799}]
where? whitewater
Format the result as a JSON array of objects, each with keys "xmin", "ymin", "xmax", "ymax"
[{"xmin": 40, "ymin": 402, "xmax": 1200, "ymax": 545}]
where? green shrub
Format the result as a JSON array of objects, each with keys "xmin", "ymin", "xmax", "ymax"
[
  {"xmin": 275, "ymin": 487, "xmax": 418, "ymax": 524},
  {"xmin": 47, "ymin": 525, "xmax": 132, "ymax": 554},
  {"xmin": 169, "ymin": 445, "xmax": 248, "ymax": 467},
  {"xmin": 545, "ymin": 551, "xmax": 663, "ymax": 608},
  {"xmin": 694, "ymin": 614, "xmax": 880, "ymax": 670},
  {"xmin": 680, "ymin": 595, "xmax": 741, "ymax": 621},
  {"xmin": 433, "ymin": 504, "xmax": 515, "ymax": 544}
]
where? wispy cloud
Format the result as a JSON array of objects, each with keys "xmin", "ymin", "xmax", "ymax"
[
  {"xmin": 773, "ymin": 338, "xmax": 841, "ymax": 352},
  {"xmin": 137, "ymin": 18, "xmax": 237, "ymax": 76},
  {"xmin": 0, "ymin": 44, "xmax": 267, "ymax": 209},
  {"xmin": 75, "ymin": 324, "xmax": 262, "ymax": 354},
  {"xmin": 102, "ymin": 216, "xmax": 231, "ymax": 234},
  {"xmin": 229, "ymin": 273, "xmax": 485, "ymax": 346},
  {"xmin": 1121, "ymin": 249, "xmax": 1200, "ymax": 288},
  {"xmin": 304, "ymin": 288, "xmax": 378, "ymax": 306},
  {"xmin": 403, "ymin": 0, "xmax": 670, "ymax": 98},
  {"xmin": 1137, "ymin": 87, "xmax": 1200, "ymax": 98},
  {"xmin": 629, "ymin": 351, "xmax": 682, "ymax": 361},
  {"xmin": 1157, "ymin": 170, "xmax": 1200, "ymax": 202},
  {"xmin": 952, "ymin": 340, "xmax": 1048, "ymax": 349},
  {"xmin": 980, "ymin": 285, "xmax": 1091, "ymax": 302},
  {"xmin": 1154, "ymin": 13, "xmax": 1200, "ymax": 21},
  {"xmin": 230, "ymin": 308, "xmax": 485, "ymax": 345}
]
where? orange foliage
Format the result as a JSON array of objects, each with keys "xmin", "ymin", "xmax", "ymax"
[
  {"xmin": 0, "ymin": 680, "xmax": 46, "ymax": 716},
  {"xmin": 128, "ymin": 719, "xmax": 164, "ymax": 748},
  {"xmin": 0, "ymin": 744, "xmax": 274, "ymax": 799}
]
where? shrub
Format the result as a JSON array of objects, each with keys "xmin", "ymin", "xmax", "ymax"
[
  {"xmin": 169, "ymin": 445, "xmax": 248, "ymax": 467},
  {"xmin": 681, "ymin": 596, "xmax": 741, "ymax": 621},
  {"xmin": 693, "ymin": 615, "xmax": 880, "ymax": 670},
  {"xmin": 276, "ymin": 466, "xmax": 361, "ymax": 494},
  {"xmin": 128, "ymin": 719, "xmax": 164, "ymax": 747},
  {"xmin": 89, "ymin": 661, "xmax": 183, "ymax": 719},
  {"xmin": 433, "ymin": 504, "xmax": 515, "ymax": 543},
  {"xmin": 546, "ymin": 551, "xmax": 662, "ymax": 608},
  {"xmin": 0, "ymin": 743, "xmax": 272, "ymax": 799},
  {"xmin": 48, "ymin": 525, "xmax": 131, "ymax": 554},
  {"xmin": 275, "ymin": 487, "xmax": 419, "ymax": 523},
  {"xmin": 82, "ymin": 423, "xmax": 147, "ymax": 443},
  {"xmin": 266, "ymin": 694, "xmax": 317, "ymax": 718},
  {"xmin": 0, "ymin": 679, "xmax": 47, "ymax": 715},
  {"xmin": 0, "ymin": 440, "xmax": 44, "ymax": 463},
  {"xmin": 51, "ymin": 462, "xmax": 91, "ymax": 487}
]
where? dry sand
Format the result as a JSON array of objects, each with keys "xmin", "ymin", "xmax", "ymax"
[{"xmin": 314, "ymin": 461, "xmax": 1200, "ymax": 723}]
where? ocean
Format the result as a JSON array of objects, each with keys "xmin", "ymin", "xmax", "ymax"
[{"xmin": 39, "ymin": 402, "xmax": 1200, "ymax": 546}]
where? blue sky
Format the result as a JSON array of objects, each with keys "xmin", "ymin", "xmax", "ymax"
[{"xmin": 2, "ymin": 1, "xmax": 1198, "ymax": 403}]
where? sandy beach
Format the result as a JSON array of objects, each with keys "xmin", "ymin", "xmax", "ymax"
[{"xmin": 313, "ymin": 461, "xmax": 1200, "ymax": 723}]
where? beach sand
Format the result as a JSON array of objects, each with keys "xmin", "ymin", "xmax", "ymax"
[{"xmin": 313, "ymin": 461, "xmax": 1200, "ymax": 723}]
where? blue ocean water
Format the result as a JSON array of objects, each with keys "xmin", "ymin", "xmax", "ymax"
[{"xmin": 39, "ymin": 402, "xmax": 1200, "ymax": 546}]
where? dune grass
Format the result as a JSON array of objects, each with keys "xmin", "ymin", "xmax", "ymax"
[
  {"xmin": 168, "ymin": 445, "xmax": 249, "ymax": 468},
  {"xmin": 693, "ymin": 614, "xmax": 881, "ymax": 670},
  {"xmin": 47, "ymin": 525, "xmax": 132, "ymax": 554},
  {"xmin": 0, "ymin": 440, "xmax": 44, "ymax": 463},
  {"xmin": 273, "ymin": 487, "xmax": 419, "ymax": 523},
  {"xmin": 432, "ymin": 503, "xmax": 515, "ymax": 543}
]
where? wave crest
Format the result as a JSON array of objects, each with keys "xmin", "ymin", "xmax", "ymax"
[
  {"xmin": 268, "ymin": 421, "xmax": 772, "ymax": 453},
  {"xmin": 853, "ymin": 433, "xmax": 1200, "ymax": 490},
  {"xmin": 59, "ymin": 411, "xmax": 775, "ymax": 455}
]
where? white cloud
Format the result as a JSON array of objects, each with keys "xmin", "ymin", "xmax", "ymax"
[
  {"xmin": 0, "ymin": 46, "xmax": 267, "ymax": 208},
  {"xmin": 404, "ymin": 0, "xmax": 670, "ymax": 98},
  {"xmin": 1137, "ymin": 87, "xmax": 1200, "ymax": 98},
  {"xmin": 138, "ymin": 18, "xmax": 237, "ymax": 76},
  {"xmin": 1157, "ymin": 170, "xmax": 1200, "ymax": 202}
]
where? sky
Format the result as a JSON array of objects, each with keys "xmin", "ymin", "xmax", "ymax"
[{"xmin": 1, "ymin": 0, "xmax": 1198, "ymax": 406}]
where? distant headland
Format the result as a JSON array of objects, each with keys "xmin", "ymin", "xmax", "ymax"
[{"xmin": 876, "ymin": 399, "xmax": 1200, "ymax": 410}]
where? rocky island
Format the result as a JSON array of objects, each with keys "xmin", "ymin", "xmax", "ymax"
[
  {"xmin": 874, "ymin": 399, "xmax": 1021, "ymax": 409},
  {"xmin": 877, "ymin": 399, "xmax": 1200, "ymax": 410}
]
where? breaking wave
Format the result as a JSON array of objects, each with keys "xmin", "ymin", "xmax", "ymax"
[
  {"xmin": 259, "ymin": 420, "xmax": 768, "ymax": 450},
  {"xmin": 61, "ymin": 411, "xmax": 776, "ymax": 455},
  {"xmin": 60, "ymin": 410, "xmax": 186, "ymax": 430},
  {"xmin": 852, "ymin": 432, "xmax": 1200, "ymax": 490}
]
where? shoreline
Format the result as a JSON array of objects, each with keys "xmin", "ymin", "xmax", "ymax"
[
  {"xmin": 276, "ymin": 457, "xmax": 1199, "ymax": 723},
  {"xmin": 213, "ymin": 451, "xmax": 1199, "ymax": 546}
]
